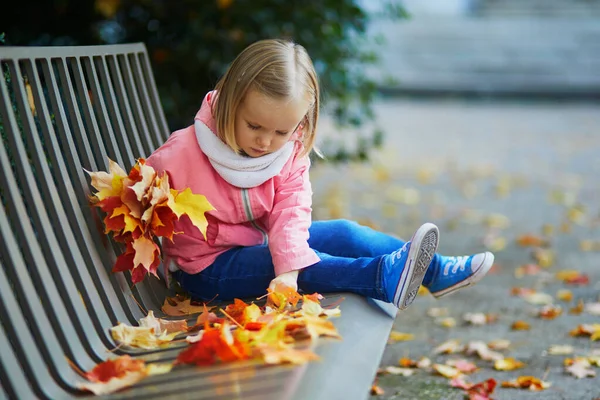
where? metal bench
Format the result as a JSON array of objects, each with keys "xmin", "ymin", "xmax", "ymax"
[{"xmin": 0, "ymin": 43, "xmax": 396, "ymax": 400}]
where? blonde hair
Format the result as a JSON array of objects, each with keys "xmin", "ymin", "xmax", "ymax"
[{"xmin": 212, "ymin": 39, "xmax": 320, "ymax": 158}]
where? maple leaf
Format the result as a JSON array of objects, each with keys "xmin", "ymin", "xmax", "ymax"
[
  {"xmin": 465, "ymin": 341, "xmax": 503, "ymax": 361},
  {"xmin": 501, "ymin": 376, "xmax": 551, "ymax": 391},
  {"xmin": 555, "ymin": 270, "xmax": 589, "ymax": 285},
  {"xmin": 556, "ymin": 289, "xmax": 573, "ymax": 302},
  {"xmin": 299, "ymin": 297, "xmax": 341, "ymax": 318},
  {"xmin": 161, "ymin": 295, "xmax": 208, "ymax": 316},
  {"xmin": 487, "ymin": 339, "xmax": 511, "ymax": 351},
  {"xmin": 494, "ymin": 357, "xmax": 526, "ymax": 371},
  {"xmin": 446, "ymin": 359, "xmax": 479, "ymax": 374},
  {"xmin": 388, "ymin": 331, "xmax": 415, "ymax": 343},
  {"xmin": 138, "ymin": 310, "xmax": 188, "ymax": 335},
  {"xmin": 547, "ymin": 344, "xmax": 574, "ymax": 355},
  {"xmin": 378, "ymin": 366, "xmax": 415, "ymax": 376},
  {"xmin": 169, "ymin": 187, "xmax": 215, "ymax": 240},
  {"xmin": 370, "ymin": 384, "xmax": 385, "ymax": 395},
  {"xmin": 131, "ymin": 235, "xmax": 161, "ymax": 278},
  {"xmin": 75, "ymin": 355, "xmax": 172, "ymax": 395},
  {"xmin": 570, "ymin": 324, "xmax": 600, "ymax": 341},
  {"xmin": 433, "ymin": 363, "xmax": 462, "ymax": 379},
  {"xmin": 176, "ymin": 322, "xmax": 250, "ymax": 366},
  {"xmin": 537, "ymin": 304, "xmax": 562, "ymax": 319},
  {"xmin": 110, "ymin": 323, "xmax": 179, "ymax": 349},
  {"xmin": 565, "ymin": 358, "xmax": 596, "ymax": 378},
  {"xmin": 511, "ymin": 320, "xmax": 531, "ymax": 331},
  {"xmin": 433, "ymin": 339, "xmax": 464, "ymax": 355},
  {"xmin": 259, "ymin": 344, "xmax": 320, "ymax": 365},
  {"xmin": 302, "ymin": 315, "xmax": 342, "ymax": 340},
  {"xmin": 451, "ymin": 377, "xmax": 497, "ymax": 400},
  {"xmin": 267, "ymin": 284, "xmax": 302, "ymax": 310},
  {"xmin": 86, "ymin": 158, "xmax": 127, "ymax": 201},
  {"xmin": 516, "ymin": 234, "xmax": 548, "ymax": 247}
]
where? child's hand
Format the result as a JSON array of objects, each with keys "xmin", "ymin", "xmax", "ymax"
[{"xmin": 268, "ymin": 270, "xmax": 299, "ymax": 292}]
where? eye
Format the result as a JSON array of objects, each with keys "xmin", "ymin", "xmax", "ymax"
[
  {"xmin": 247, "ymin": 123, "xmax": 260, "ymax": 130},
  {"xmin": 275, "ymin": 130, "xmax": 289, "ymax": 136}
]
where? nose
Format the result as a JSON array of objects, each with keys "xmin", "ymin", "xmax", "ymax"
[{"xmin": 256, "ymin": 134, "xmax": 271, "ymax": 149}]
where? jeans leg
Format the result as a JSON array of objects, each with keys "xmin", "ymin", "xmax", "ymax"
[
  {"xmin": 308, "ymin": 219, "xmax": 404, "ymax": 258},
  {"xmin": 173, "ymin": 245, "xmax": 387, "ymax": 302}
]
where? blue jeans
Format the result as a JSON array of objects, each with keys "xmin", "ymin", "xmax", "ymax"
[{"xmin": 172, "ymin": 219, "xmax": 404, "ymax": 302}]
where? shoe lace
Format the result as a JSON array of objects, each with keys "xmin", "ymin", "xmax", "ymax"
[{"xmin": 443, "ymin": 256, "xmax": 469, "ymax": 275}]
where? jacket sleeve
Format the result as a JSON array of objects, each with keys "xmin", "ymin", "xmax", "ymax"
[{"xmin": 266, "ymin": 153, "xmax": 320, "ymax": 276}]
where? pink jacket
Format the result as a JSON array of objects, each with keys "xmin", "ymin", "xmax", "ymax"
[{"xmin": 146, "ymin": 92, "xmax": 320, "ymax": 276}]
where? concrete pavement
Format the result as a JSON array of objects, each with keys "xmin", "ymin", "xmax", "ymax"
[{"xmin": 311, "ymin": 98, "xmax": 600, "ymax": 399}]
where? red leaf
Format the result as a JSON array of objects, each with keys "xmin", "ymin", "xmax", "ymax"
[{"xmin": 84, "ymin": 355, "xmax": 145, "ymax": 383}]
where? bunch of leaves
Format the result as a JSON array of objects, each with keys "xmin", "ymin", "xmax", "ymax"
[
  {"xmin": 87, "ymin": 157, "xmax": 214, "ymax": 283},
  {"xmin": 79, "ymin": 288, "xmax": 342, "ymax": 395}
]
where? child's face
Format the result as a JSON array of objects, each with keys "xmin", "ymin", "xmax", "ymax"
[{"xmin": 235, "ymin": 89, "xmax": 309, "ymax": 158}]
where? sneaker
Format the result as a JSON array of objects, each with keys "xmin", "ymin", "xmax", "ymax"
[
  {"xmin": 383, "ymin": 223, "xmax": 439, "ymax": 310},
  {"xmin": 425, "ymin": 252, "xmax": 494, "ymax": 298}
]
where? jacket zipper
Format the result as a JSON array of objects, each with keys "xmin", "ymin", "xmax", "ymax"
[{"xmin": 241, "ymin": 189, "xmax": 268, "ymax": 245}]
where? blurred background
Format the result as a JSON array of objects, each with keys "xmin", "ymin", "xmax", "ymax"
[{"xmin": 3, "ymin": 2, "xmax": 600, "ymax": 398}]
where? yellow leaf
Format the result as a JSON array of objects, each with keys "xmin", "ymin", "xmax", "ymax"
[
  {"xmin": 86, "ymin": 158, "xmax": 127, "ymax": 201},
  {"xmin": 388, "ymin": 331, "xmax": 414, "ymax": 342},
  {"xmin": 170, "ymin": 188, "xmax": 215, "ymax": 239},
  {"xmin": 432, "ymin": 364, "xmax": 462, "ymax": 379},
  {"xmin": 494, "ymin": 357, "xmax": 526, "ymax": 371},
  {"xmin": 556, "ymin": 289, "xmax": 573, "ymax": 302},
  {"xmin": 259, "ymin": 344, "xmax": 320, "ymax": 365},
  {"xmin": 110, "ymin": 205, "xmax": 141, "ymax": 234}
]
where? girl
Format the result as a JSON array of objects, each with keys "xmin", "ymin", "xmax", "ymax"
[{"xmin": 146, "ymin": 39, "xmax": 494, "ymax": 310}]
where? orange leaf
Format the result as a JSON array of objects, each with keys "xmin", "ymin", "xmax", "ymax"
[
  {"xmin": 501, "ymin": 376, "xmax": 551, "ymax": 391},
  {"xmin": 511, "ymin": 320, "xmax": 531, "ymax": 331},
  {"xmin": 161, "ymin": 296, "xmax": 208, "ymax": 316},
  {"xmin": 132, "ymin": 236, "xmax": 160, "ymax": 275},
  {"xmin": 516, "ymin": 234, "xmax": 547, "ymax": 247}
]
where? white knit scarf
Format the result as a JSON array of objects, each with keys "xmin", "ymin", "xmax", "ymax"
[{"xmin": 194, "ymin": 120, "xmax": 295, "ymax": 188}]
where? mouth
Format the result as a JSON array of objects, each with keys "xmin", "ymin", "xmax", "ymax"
[{"xmin": 251, "ymin": 148, "xmax": 268, "ymax": 155}]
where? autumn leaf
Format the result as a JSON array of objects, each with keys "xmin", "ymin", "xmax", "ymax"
[
  {"xmin": 370, "ymin": 384, "xmax": 385, "ymax": 395},
  {"xmin": 451, "ymin": 377, "xmax": 497, "ymax": 400},
  {"xmin": 388, "ymin": 331, "xmax": 415, "ymax": 343},
  {"xmin": 494, "ymin": 357, "xmax": 526, "ymax": 371},
  {"xmin": 75, "ymin": 355, "xmax": 171, "ymax": 395},
  {"xmin": 176, "ymin": 322, "xmax": 250, "ymax": 366},
  {"xmin": 570, "ymin": 324, "xmax": 600, "ymax": 341},
  {"xmin": 433, "ymin": 339, "xmax": 464, "ymax": 355},
  {"xmin": 565, "ymin": 357, "xmax": 596, "ymax": 378},
  {"xmin": 555, "ymin": 270, "xmax": 590, "ymax": 285},
  {"xmin": 557, "ymin": 289, "xmax": 573, "ymax": 302},
  {"xmin": 516, "ymin": 234, "xmax": 548, "ymax": 247},
  {"xmin": 511, "ymin": 320, "xmax": 531, "ymax": 331},
  {"xmin": 446, "ymin": 359, "xmax": 478, "ymax": 374},
  {"xmin": 537, "ymin": 304, "xmax": 562, "ymax": 319},
  {"xmin": 161, "ymin": 295, "xmax": 208, "ymax": 316},
  {"xmin": 267, "ymin": 284, "xmax": 302, "ymax": 310},
  {"xmin": 378, "ymin": 366, "xmax": 415, "ymax": 376},
  {"xmin": 110, "ymin": 323, "xmax": 179, "ymax": 349},
  {"xmin": 501, "ymin": 376, "xmax": 551, "ymax": 391},
  {"xmin": 86, "ymin": 158, "xmax": 127, "ymax": 202},
  {"xmin": 432, "ymin": 364, "xmax": 462, "ymax": 379},
  {"xmin": 169, "ymin": 187, "xmax": 215, "ymax": 240},
  {"xmin": 138, "ymin": 310, "xmax": 188, "ymax": 335}
]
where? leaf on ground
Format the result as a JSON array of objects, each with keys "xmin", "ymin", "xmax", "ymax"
[
  {"xmin": 465, "ymin": 341, "xmax": 504, "ymax": 361},
  {"xmin": 501, "ymin": 376, "xmax": 551, "ymax": 391},
  {"xmin": 378, "ymin": 366, "xmax": 416, "ymax": 376},
  {"xmin": 437, "ymin": 317, "xmax": 457, "ymax": 328},
  {"xmin": 555, "ymin": 270, "xmax": 590, "ymax": 285},
  {"xmin": 433, "ymin": 339, "xmax": 464, "ymax": 355},
  {"xmin": 524, "ymin": 292, "xmax": 554, "ymax": 305},
  {"xmin": 547, "ymin": 344, "xmax": 574, "ymax": 355},
  {"xmin": 511, "ymin": 320, "xmax": 531, "ymax": 331},
  {"xmin": 427, "ymin": 307, "xmax": 449, "ymax": 318},
  {"xmin": 388, "ymin": 331, "xmax": 414, "ymax": 343},
  {"xmin": 537, "ymin": 304, "xmax": 562, "ymax": 319},
  {"xmin": 570, "ymin": 324, "xmax": 600, "ymax": 341},
  {"xmin": 494, "ymin": 357, "xmax": 526, "ymax": 371},
  {"xmin": 569, "ymin": 299, "xmax": 585, "ymax": 315},
  {"xmin": 446, "ymin": 359, "xmax": 479, "ymax": 374},
  {"xmin": 514, "ymin": 263, "xmax": 542, "ymax": 278},
  {"xmin": 585, "ymin": 302, "xmax": 600, "ymax": 316},
  {"xmin": 532, "ymin": 248, "xmax": 554, "ymax": 268},
  {"xmin": 487, "ymin": 339, "xmax": 511, "ymax": 351},
  {"xmin": 370, "ymin": 384, "xmax": 385, "ymax": 395},
  {"xmin": 433, "ymin": 363, "xmax": 462, "ymax": 379},
  {"xmin": 451, "ymin": 377, "xmax": 497, "ymax": 400},
  {"xmin": 516, "ymin": 234, "xmax": 548, "ymax": 247},
  {"xmin": 463, "ymin": 312, "xmax": 498, "ymax": 325},
  {"xmin": 556, "ymin": 289, "xmax": 573, "ymax": 302},
  {"xmin": 565, "ymin": 358, "xmax": 596, "ymax": 378}
]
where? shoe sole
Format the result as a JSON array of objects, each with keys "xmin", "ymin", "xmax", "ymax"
[
  {"xmin": 431, "ymin": 251, "xmax": 495, "ymax": 298},
  {"xmin": 393, "ymin": 223, "xmax": 439, "ymax": 310}
]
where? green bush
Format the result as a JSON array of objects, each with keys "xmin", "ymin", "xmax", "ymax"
[{"xmin": 0, "ymin": 1, "xmax": 406, "ymax": 161}]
